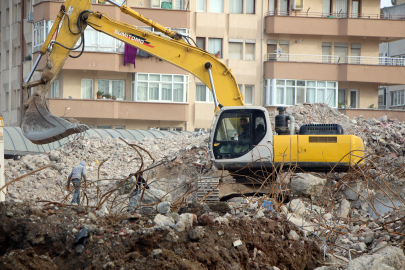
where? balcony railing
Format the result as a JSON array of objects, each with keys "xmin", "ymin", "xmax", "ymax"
[
  {"xmin": 266, "ymin": 11, "xmax": 405, "ymax": 20},
  {"xmin": 264, "ymin": 53, "xmax": 405, "ymax": 66}
]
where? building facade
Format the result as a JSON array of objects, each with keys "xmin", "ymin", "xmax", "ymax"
[
  {"xmin": 379, "ymin": 3, "xmax": 405, "ymax": 109},
  {"xmin": 2, "ymin": 0, "xmax": 405, "ymax": 132}
]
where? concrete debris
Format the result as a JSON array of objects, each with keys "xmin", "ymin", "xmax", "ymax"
[
  {"xmin": 128, "ymin": 188, "xmax": 172, "ymax": 215},
  {"xmin": 346, "ymin": 246, "xmax": 405, "ymax": 270},
  {"xmin": 337, "ymin": 199, "xmax": 351, "ymax": 218},
  {"xmin": 290, "ymin": 173, "xmax": 327, "ymax": 199}
]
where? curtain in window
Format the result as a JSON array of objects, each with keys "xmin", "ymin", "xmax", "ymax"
[
  {"xmin": 246, "ymin": 0, "xmax": 255, "ymax": 13},
  {"xmin": 317, "ymin": 89, "xmax": 325, "ymax": 103},
  {"xmin": 245, "ymin": 43, "xmax": 255, "ymax": 60},
  {"xmin": 151, "ymin": 0, "xmax": 160, "ymax": 8},
  {"xmin": 84, "ymin": 28, "xmax": 98, "ymax": 51},
  {"xmin": 245, "ymin": 86, "xmax": 254, "ymax": 104},
  {"xmin": 173, "ymin": 84, "xmax": 184, "ymax": 102},
  {"xmin": 322, "ymin": 45, "xmax": 331, "ymax": 63},
  {"xmin": 306, "ymin": 88, "xmax": 315, "ymax": 103},
  {"xmin": 335, "ymin": 0, "xmax": 348, "ymax": 17},
  {"xmin": 322, "ymin": 0, "xmax": 330, "ymax": 16},
  {"xmin": 81, "ymin": 80, "xmax": 93, "ymax": 99},
  {"xmin": 229, "ymin": 42, "xmax": 242, "ymax": 60},
  {"xmin": 209, "ymin": 0, "xmax": 223, "ymax": 12},
  {"xmin": 137, "ymin": 82, "xmax": 148, "ymax": 101},
  {"xmin": 197, "ymin": 0, "xmax": 206, "ymax": 11},
  {"xmin": 196, "ymin": 85, "xmax": 206, "ymax": 101},
  {"xmin": 334, "ymin": 46, "xmax": 347, "ymax": 63},
  {"xmin": 98, "ymin": 80, "xmax": 109, "ymax": 95},
  {"xmin": 280, "ymin": 0, "xmax": 288, "ymax": 14},
  {"xmin": 230, "ymin": 0, "xmax": 242, "ymax": 14},
  {"xmin": 209, "ymin": 39, "xmax": 222, "ymax": 57},
  {"xmin": 99, "ymin": 33, "xmax": 115, "ymax": 52},
  {"xmin": 149, "ymin": 83, "xmax": 159, "ymax": 100},
  {"xmin": 286, "ymin": 87, "xmax": 295, "ymax": 105},
  {"xmin": 268, "ymin": 0, "xmax": 275, "ymax": 14},
  {"xmin": 162, "ymin": 84, "xmax": 172, "ymax": 101},
  {"xmin": 208, "ymin": 90, "xmax": 214, "ymax": 102},
  {"xmin": 277, "ymin": 87, "xmax": 284, "ymax": 104},
  {"xmin": 51, "ymin": 80, "xmax": 59, "ymax": 98},
  {"xmin": 112, "ymin": 81, "xmax": 124, "ymax": 99}
]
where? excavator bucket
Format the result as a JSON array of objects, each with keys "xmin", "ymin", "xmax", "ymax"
[{"xmin": 22, "ymin": 94, "xmax": 88, "ymax": 145}]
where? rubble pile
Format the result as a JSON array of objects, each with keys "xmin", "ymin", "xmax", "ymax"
[
  {"xmin": 3, "ymin": 134, "xmax": 213, "ymax": 207},
  {"xmin": 0, "ymin": 200, "xmax": 322, "ymax": 270}
]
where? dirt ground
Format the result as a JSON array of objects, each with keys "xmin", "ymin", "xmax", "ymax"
[{"xmin": 0, "ymin": 200, "xmax": 322, "ymax": 270}]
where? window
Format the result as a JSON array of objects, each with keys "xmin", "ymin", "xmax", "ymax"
[
  {"xmin": 115, "ymin": 126, "xmax": 125, "ymax": 129},
  {"xmin": 97, "ymin": 125, "xmax": 112, "ymax": 129},
  {"xmin": 98, "ymin": 79, "xmax": 125, "ymax": 100},
  {"xmin": 51, "ymin": 80, "xmax": 59, "ymax": 98},
  {"xmin": 266, "ymin": 79, "xmax": 338, "ymax": 107},
  {"xmin": 209, "ymin": 0, "xmax": 223, "ymax": 12},
  {"xmin": 229, "ymin": 41, "xmax": 242, "ymax": 60},
  {"xmin": 81, "ymin": 79, "xmax": 93, "ymax": 99},
  {"xmin": 76, "ymin": 27, "xmax": 124, "ymax": 54},
  {"xmin": 13, "ymin": 90, "xmax": 20, "ymax": 109},
  {"xmin": 245, "ymin": 42, "xmax": 255, "ymax": 60},
  {"xmin": 197, "ymin": 0, "xmax": 206, "ymax": 11},
  {"xmin": 245, "ymin": 85, "xmax": 254, "ymax": 105},
  {"xmin": 160, "ymin": 127, "xmax": 170, "ymax": 131},
  {"xmin": 208, "ymin": 38, "xmax": 222, "ymax": 58},
  {"xmin": 350, "ymin": 89, "xmax": 358, "ymax": 108},
  {"xmin": 133, "ymin": 73, "xmax": 189, "ymax": 103},
  {"xmin": 230, "ymin": 0, "xmax": 243, "ymax": 14},
  {"xmin": 196, "ymin": 37, "xmax": 205, "ymax": 50},
  {"xmin": 246, "ymin": 0, "xmax": 255, "ymax": 13},
  {"xmin": 334, "ymin": 43, "xmax": 348, "ymax": 63},
  {"xmin": 172, "ymin": 127, "xmax": 183, "ymax": 131},
  {"xmin": 279, "ymin": 40, "xmax": 289, "ymax": 61},
  {"xmin": 338, "ymin": 89, "xmax": 346, "ymax": 107},
  {"xmin": 267, "ymin": 40, "xmax": 277, "ymax": 60},
  {"xmin": 378, "ymin": 88, "xmax": 386, "ymax": 109},
  {"xmin": 33, "ymin": 20, "xmax": 61, "ymax": 53},
  {"xmin": 350, "ymin": 44, "xmax": 361, "ymax": 64},
  {"xmin": 196, "ymin": 84, "xmax": 214, "ymax": 102},
  {"xmin": 322, "ymin": 42, "xmax": 332, "ymax": 63}
]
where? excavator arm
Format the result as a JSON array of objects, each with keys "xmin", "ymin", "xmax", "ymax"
[{"xmin": 22, "ymin": 0, "xmax": 244, "ymax": 144}]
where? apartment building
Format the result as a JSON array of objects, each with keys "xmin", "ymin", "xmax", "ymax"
[{"xmin": 2, "ymin": 0, "xmax": 405, "ymax": 133}]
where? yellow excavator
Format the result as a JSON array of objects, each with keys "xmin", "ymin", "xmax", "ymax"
[{"xmin": 22, "ymin": 0, "xmax": 364, "ymax": 182}]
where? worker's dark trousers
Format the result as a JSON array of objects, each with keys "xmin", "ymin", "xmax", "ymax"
[{"xmin": 71, "ymin": 179, "xmax": 81, "ymax": 205}]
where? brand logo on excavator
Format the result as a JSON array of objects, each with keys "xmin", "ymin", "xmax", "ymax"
[{"xmin": 114, "ymin": 30, "xmax": 154, "ymax": 48}]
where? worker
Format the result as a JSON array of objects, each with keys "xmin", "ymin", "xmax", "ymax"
[
  {"xmin": 67, "ymin": 161, "xmax": 87, "ymax": 205},
  {"xmin": 129, "ymin": 172, "xmax": 150, "ymax": 197},
  {"xmin": 238, "ymin": 117, "xmax": 250, "ymax": 140}
]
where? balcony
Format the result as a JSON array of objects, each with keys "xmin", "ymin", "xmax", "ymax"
[
  {"xmin": 46, "ymin": 99, "xmax": 189, "ymax": 122},
  {"xmin": 33, "ymin": 1, "xmax": 190, "ymax": 28},
  {"xmin": 265, "ymin": 12, "xmax": 405, "ymax": 40},
  {"xmin": 2, "ymin": 26, "xmax": 10, "ymax": 51},
  {"xmin": 33, "ymin": 51, "xmax": 187, "ymax": 74},
  {"xmin": 264, "ymin": 53, "xmax": 405, "ymax": 85},
  {"xmin": 1, "ymin": 69, "xmax": 9, "ymax": 92},
  {"xmin": 11, "ymin": 66, "xmax": 21, "ymax": 91},
  {"xmin": 23, "ymin": 19, "xmax": 32, "ymax": 44},
  {"xmin": 11, "ymin": 22, "xmax": 21, "ymax": 48}
]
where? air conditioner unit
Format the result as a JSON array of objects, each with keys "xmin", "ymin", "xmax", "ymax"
[
  {"xmin": 292, "ymin": 0, "xmax": 304, "ymax": 10},
  {"xmin": 27, "ymin": 12, "xmax": 34, "ymax": 23}
]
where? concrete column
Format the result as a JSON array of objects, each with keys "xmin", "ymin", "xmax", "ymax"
[{"xmin": 0, "ymin": 115, "xmax": 4, "ymax": 202}]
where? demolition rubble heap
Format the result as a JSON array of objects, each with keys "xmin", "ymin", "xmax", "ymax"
[{"xmin": 1, "ymin": 103, "xmax": 405, "ymax": 269}]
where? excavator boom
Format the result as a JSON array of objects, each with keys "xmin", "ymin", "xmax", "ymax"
[{"xmin": 22, "ymin": 0, "xmax": 244, "ymax": 144}]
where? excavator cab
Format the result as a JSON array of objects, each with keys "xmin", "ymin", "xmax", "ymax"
[{"xmin": 212, "ymin": 108, "xmax": 268, "ymax": 162}]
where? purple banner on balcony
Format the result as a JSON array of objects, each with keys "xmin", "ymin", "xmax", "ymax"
[{"xmin": 124, "ymin": 43, "xmax": 137, "ymax": 68}]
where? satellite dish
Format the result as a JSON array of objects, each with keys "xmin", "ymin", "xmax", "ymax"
[{"xmin": 276, "ymin": 48, "xmax": 283, "ymax": 55}]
